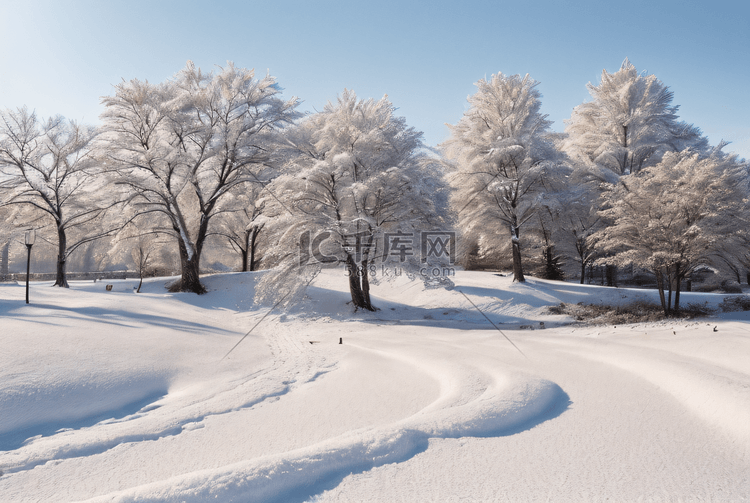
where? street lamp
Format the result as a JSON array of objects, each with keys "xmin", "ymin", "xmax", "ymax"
[{"xmin": 25, "ymin": 229, "xmax": 35, "ymax": 304}]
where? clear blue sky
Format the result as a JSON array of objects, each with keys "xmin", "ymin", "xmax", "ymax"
[{"xmin": 1, "ymin": 0, "xmax": 748, "ymax": 159}]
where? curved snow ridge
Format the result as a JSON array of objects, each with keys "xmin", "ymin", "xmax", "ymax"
[
  {"xmin": 0, "ymin": 356, "xmax": 320, "ymax": 475},
  {"xmin": 351, "ymin": 340, "xmax": 564, "ymax": 438},
  {"xmin": 78, "ymin": 374, "xmax": 566, "ymax": 503},
  {"xmin": 403, "ymin": 377, "xmax": 564, "ymax": 439},
  {"xmin": 557, "ymin": 344, "xmax": 750, "ymax": 446},
  {"xmin": 1, "ymin": 317, "xmax": 330, "ymax": 475}
]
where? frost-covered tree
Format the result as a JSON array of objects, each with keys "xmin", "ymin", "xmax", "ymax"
[
  {"xmin": 100, "ymin": 62, "xmax": 300, "ymax": 293},
  {"xmin": 0, "ymin": 108, "xmax": 121, "ymax": 287},
  {"xmin": 443, "ymin": 73, "xmax": 562, "ymax": 282},
  {"xmin": 597, "ymin": 149, "xmax": 749, "ymax": 315},
  {"xmin": 208, "ymin": 188, "xmax": 267, "ymax": 272},
  {"xmin": 258, "ymin": 90, "xmax": 448, "ymax": 310},
  {"xmin": 563, "ymin": 58, "xmax": 708, "ymax": 176}
]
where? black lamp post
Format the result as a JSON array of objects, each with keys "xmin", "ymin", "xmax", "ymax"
[{"xmin": 25, "ymin": 229, "xmax": 35, "ymax": 304}]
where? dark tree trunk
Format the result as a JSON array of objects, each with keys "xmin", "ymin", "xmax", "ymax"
[
  {"xmin": 360, "ymin": 233, "xmax": 374, "ymax": 310},
  {"xmin": 511, "ymin": 223, "xmax": 524, "ymax": 282},
  {"xmin": 54, "ymin": 225, "xmax": 69, "ymax": 288},
  {"xmin": 176, "ymin": 251, "xmax": 206, "ymax": 294},
  {"xmin": 171, "ymin": 233, "xmax": 207, "ymax": 294},
  {"xmin": 665, "ymin": 265, "xmax": 673, "ymax": 316},
  {"xmin": 240, "ymin": 225, "xmax": 262, "ymax": 272},
  {"xmin": 605, "ymin": 264, "xmax": 617, "ymax": 287},
  {"xmin": 249, "ymin": 225, "xmax": 260, "ymax": 272},
  {"xmin": 580, "ymin": 260, "xmax": 586, "ymax": 284},
  {"xmin": 241, "ymin": 242, "xmax": 249, "ymax": 273},
  {"xmin": 512, "ymin": 241, "xmax": 524, "ymax": 282},
  {"xmin": 655, "ymin": 268, "xmax": 668, "ymax": 316},
  {"xmin": 345, "ymin": 253, "xmax": 375, "ymax": 311},
  {"xmin": 346, "ymin": 254, "xmax": 366, "ymax": 308},
  {"xmin": 674, "ymin": 263, "xmax": 682, "ymax": 313},
  {"xmin": 361, "ymin": 256, "xmax": 373, "ymax": 310}
]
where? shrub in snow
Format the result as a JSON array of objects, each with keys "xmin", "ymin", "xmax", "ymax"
[{"xmin": 719, "ymin": 296, "xmax": 750, "ymax": 312}]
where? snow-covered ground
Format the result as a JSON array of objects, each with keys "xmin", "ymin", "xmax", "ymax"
[{"xmin": 1, "ymin": 270, "xmax": 748, "ymax": 502}]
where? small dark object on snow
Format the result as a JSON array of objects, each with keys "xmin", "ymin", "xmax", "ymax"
[
  {"xmin": 309, "ymin": 341, "xmax": 320, "ymax": 344},
  {"xmin": 105, "ymin": 285, "xmax": 113, "ymax": 291},
  {"xmin": 713, "ymin": 326, "xmax": 718, "ymax": 332},
  {"xmin": 339, "ymin": 337, "xmax": 343, "ymax": 344}
]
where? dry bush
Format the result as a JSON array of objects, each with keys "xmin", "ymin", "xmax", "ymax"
[
  {"xmin": 547, "ymin": 300, "xmax": 711, "ymax": 325},
  {"xmin": 720, "ymin": 280, "xmax": 743, "ymax": 294},
  {"xmin": 719, "ymin": 295, "xmax": 750, "ymax": 312},
  {"xmin": 693, "ymin": 280, "xmax": 743, "ymax": 294},
  {"xmin": 681, "ymin": 302, "xmax": 716, "ymax": 317}
]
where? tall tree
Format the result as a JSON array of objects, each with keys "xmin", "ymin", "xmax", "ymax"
[
  {"xmin": 257, "ymin": 90, "xmax": 447, "ymax": 310},
  {"xmin": 100, "ymin": 62, "xmax": 300, "ymax": 293},
  {"xmin": 563, "ymin": 58, "xmax": 708, "ymax": 176},
  {"xmin": 442, "ymin": 73, "xmax": 562, "ymax": 282},
  {"xmin": 596, "ymin": 149, "xmax": 749, "ymax": 315},
  {"xmin": 0, "ymin": 108, "xmax": 119, "ymax": 287}
]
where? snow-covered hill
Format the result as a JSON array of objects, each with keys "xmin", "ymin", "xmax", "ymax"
[{"xmin": 1, "ymin": 270, "xmax": 748, "ymax": 502}]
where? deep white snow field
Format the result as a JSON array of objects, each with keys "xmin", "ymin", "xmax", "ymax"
[{"xmin": 1, "ymin": 269, "xmax": 748, "ymax": 502}]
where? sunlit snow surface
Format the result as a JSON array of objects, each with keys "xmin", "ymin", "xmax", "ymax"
[{"xmin": 0, "ymin": 271, "xmax": 748, "ymax": 502}]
